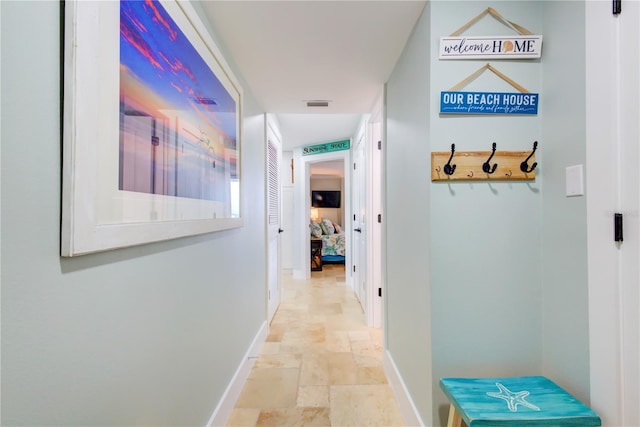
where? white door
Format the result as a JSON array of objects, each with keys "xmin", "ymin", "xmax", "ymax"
[
  {"xmin": 586, "ymin": 2, "xmax": 639, "ymax": 425},
  {"xmin": 617, "ymin": 2, "xmax": 640, "ymax": 422},
  {"xmin": 266, "ymin": 121, "xmax": 282, "ymax": 323},
  {"xmin": 352, "ymin": 134, "xmax": 367, "ymax": 308}
]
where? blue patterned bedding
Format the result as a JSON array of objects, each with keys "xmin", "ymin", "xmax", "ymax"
[
  {"xmin": 321, "ymin": 233, "xmax": 345, "ymax": 257},
  {"xmin": 310, "ymin": 219, "xmax": 346, "ymax": 261}
]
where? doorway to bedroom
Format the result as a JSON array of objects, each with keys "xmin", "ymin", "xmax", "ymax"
[
  {"xmin": 310, "ymin": 159, "xmax": 347, "ymax": 273},
  {"xmin": 293, "ymin": 148, "xmax": 352, "ymax": 285},
  {"xmin": 289, "ymin": 112, "xmax": 383, "ymax": 329}
]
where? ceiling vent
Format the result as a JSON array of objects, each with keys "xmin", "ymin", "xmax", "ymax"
[{"xmin": 306, "ymin": 100, "xmax": 330, "ymax": 108}]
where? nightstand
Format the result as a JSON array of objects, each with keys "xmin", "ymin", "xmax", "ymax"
[{"xmin": 310, "ymin": 238, "xmax": 323, "ymax": 271}]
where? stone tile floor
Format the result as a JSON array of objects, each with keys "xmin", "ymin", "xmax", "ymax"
[{"xmin": 226, "ymin": 264, "xmax": 405, "ymax": 427}]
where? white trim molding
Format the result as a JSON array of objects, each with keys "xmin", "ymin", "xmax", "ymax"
[
  {"xmin": 383, "ymin": 350, "xmax": 425, "ymax": 427},
  {"xmin": 207, "ymin": 321, "xmax": 268, "ymax": 427}
]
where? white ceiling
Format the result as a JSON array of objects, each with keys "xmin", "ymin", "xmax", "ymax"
[
  {"xmin": 310, "ymin": 159, "xmax": 345, "ymax": 178},
  {"xmin": 199, "ymin": 1, "xmax": 426, "ymax": 150}
]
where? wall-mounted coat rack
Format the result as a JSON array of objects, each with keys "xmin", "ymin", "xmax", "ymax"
[{"xmin": 431, "ymin": 142, "xmax": 538, "ymax": 181}]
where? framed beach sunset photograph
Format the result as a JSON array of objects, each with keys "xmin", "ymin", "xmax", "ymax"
[{"xmin": 62, "ymin": 0, "xmax": 243, "ymax": 256}]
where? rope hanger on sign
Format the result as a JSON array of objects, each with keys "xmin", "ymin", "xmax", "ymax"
[
  {"xmin": 448, "ymin": 63, "xmax": 530, "ymax": 94},
  {"xmin": 449, "ymin": 7, "xmax": 534, "ymax": 37}
]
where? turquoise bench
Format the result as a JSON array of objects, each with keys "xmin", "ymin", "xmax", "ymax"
[{"xmin": 440, "ymin": 376, "xmax": 601, "ymax": 427}]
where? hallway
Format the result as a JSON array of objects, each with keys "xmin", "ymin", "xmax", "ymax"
[{"xmin": 226, "ymin": 265, "xmax": 404, "ymax": 426}]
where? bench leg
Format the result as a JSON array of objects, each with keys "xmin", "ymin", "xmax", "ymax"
[{"xmin": 446, "ymin": 404, "xmax": 462, "ymax": 427}]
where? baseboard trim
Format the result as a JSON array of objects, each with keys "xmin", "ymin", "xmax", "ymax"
[
  {"xmin": 383, "ymin": 350, "xmax": 425, "ymax": 427},
  {"xmin": 207, "ymin": 321, "xmax": 268, "ymax": 427}
]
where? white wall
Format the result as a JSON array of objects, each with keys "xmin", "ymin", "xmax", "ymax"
[{"xmin": 1, "ymin": 2, "xmax": 267, "ymax": 425}]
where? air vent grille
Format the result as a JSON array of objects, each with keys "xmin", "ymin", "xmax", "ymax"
[{"xmin": 306, "ymin": 100, "xmax": 330, "ymax": 107}]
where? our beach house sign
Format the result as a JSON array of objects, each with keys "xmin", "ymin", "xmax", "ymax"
[
  {"xmin": 440, "ymin": 8, "xmax": 542, "ymax": 60},
  {"xmin": 440, "ymin": 64, "xmax": 539, "ymax": 116}
]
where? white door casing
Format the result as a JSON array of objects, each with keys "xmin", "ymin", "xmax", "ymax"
[
  {"xmin": 353, "ymin": 133, "xmax": 367, "ymax": 309},
  {"xmin": 294, "ymin": 148, "xmax": 352, "ymax": 283},
  {"xmin": 367, "ymin": 101, "xmax": 384, "ymax": 328}
]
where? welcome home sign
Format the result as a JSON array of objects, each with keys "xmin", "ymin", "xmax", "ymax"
[{"xmin": 440, "ymin": 35, "xmax": 542, "ymax": 60}]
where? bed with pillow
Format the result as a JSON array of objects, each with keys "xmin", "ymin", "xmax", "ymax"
[{"xmin": 310, "ymin": 218, "xmax": 346, "ymax": 264}]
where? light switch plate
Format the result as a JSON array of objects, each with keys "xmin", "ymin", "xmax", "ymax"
[{"xmin": 566, "ymin": 165, "xmax": 584, "ymax": 197}]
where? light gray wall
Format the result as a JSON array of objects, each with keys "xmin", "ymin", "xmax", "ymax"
[
  {"xmin": 385, "ymin": 2, "xmax": 592, "ymax": 426},
  {"xmin": 429, "ymin": 2, "xmax": 543, "ymax": 424},
  {"xmin": 1, "ymin": 1, "xmax": 266, "ymax": 425},
  {"xmin": 539, "ymin": 1, "xmax": 590, "ymax": 403},
  {"xmin": 385, "ymin": 3, "xmax": 433, "ymax": 424}
]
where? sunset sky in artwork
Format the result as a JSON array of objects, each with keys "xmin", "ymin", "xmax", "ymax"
[{"xmin": 120, "ymin": 0, "xmax": 236, "ymax": 142}]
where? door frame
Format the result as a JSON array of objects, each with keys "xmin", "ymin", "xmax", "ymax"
[
  {"xmin": 366, "ymin": 95, "xmax": 384, "ymax": 328},
  {"xmin": 352, "ymin": 131, "xmax": 367, "ymax": 308},
  {"xmin": 293, "ymin": 147, "xmax": 352, "ymax": 284}
]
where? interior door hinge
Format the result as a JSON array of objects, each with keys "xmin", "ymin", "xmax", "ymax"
[
  {"xmin": 378, "ymin": 140, "xmax": 382, "ymax": 150},
  {"xmin": 614, "ymin": 213, "xmax": 623, "ymax": 242},
  {"xmin": 378, "ymin": 288, "xmax": 382, "ymax": 297},
  {"xmin": 353, "ymin": 265, "xmax": 356, "ymax": 273},
  {"xmin": 613, "ymin": 0, "xmax": 621, "ymax": 14},
  {"xmin": 353, "ymin": 162, "xmax": 356, "ymax": 170},
  {"xmin": 377, "ymin": 214, "xmax": 382, "ymax": 223}
]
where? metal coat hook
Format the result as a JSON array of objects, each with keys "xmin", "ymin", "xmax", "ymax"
[
  {"xmin": 482, "ymin": 142, "xmax": 498, "ymax": 174},
  {"xmin": 444, "ymin": 143, "xmax": 457, "ymax": 175},
  {"xmin": 520, "ymin": 141, "xmax": 538, "ymax": 173}
]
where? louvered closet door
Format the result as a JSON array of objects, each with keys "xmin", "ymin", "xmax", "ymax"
[
  {"xmin": 266, "ymin": 124, "xmax": 282, "ymax": 323},
  {"xmin": 267, "ymin": 141, "xmax": 279, "ymax": 227}
]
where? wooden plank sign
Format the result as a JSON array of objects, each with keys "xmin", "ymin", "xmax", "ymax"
[
  {"xmin": 440, "ymin": 91, "xmax": 539, "ymax": 115},
  {"xmin": 302, "ymin": 139, "xmax": 350, "ymax": 156}
]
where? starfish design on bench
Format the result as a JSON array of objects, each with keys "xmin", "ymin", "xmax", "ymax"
[{"xmin": 486, "ymin": 382, "xmax": 541, "ymax": 412}]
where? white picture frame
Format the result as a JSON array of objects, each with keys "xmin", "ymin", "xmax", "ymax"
[{"xmin": 62, "ymin": 0, "xmax": 243, "ymax": 257}]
